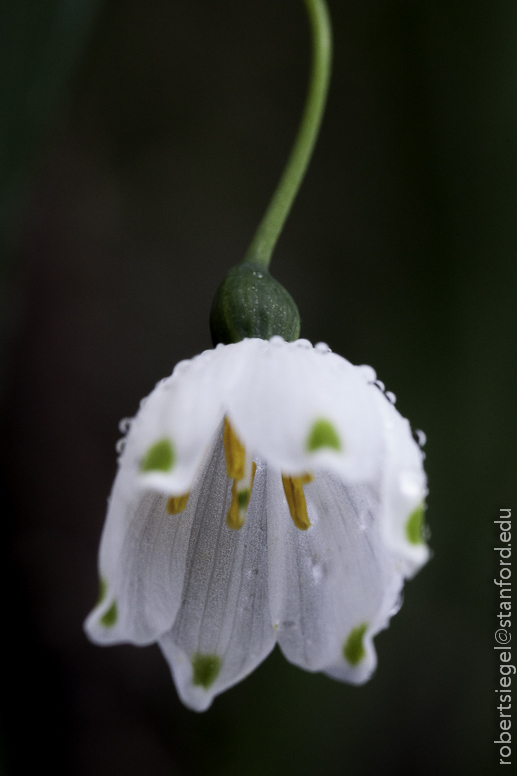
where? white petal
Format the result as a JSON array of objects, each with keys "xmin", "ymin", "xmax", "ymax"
[
  {"xmin": 125, "ymin": 348, "xmax": 231, "ymax": 496},
  {"xmin": 84, "ymin": 428, "xmax": 226, "ymax": 646},
  {"xmin": 372, "ymin": 390, "xmax": 429, "ymax": 574},
  {"xmin": 267, "ymin": 468, "xmax": 404, "ymax": 684},
  {"xmin": 159, "ymin": 449, "xmax": 275, "ymax": 711},
  {"xmin": 226, "ymin": 339, "xmax": 384, "ymax": 482}
]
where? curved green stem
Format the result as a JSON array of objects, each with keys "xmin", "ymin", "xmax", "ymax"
[{"xmin": 243, "ymin": 0, "xmax": 332, "ymax": 269}]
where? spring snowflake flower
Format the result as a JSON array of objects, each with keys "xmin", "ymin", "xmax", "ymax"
[{"xmin": 85, "ymin": 337, "xmax": 428, "ymax": 711}]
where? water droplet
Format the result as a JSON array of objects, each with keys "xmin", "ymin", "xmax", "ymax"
[
  {"xmin": 269, "ymin": 335, "xmax": 284, "ymax": 345},
  {"xmin": 374, "ymin": 379, "xmax": 385, "ymax": 392},
  {"xmin": 413, "ymin": 429, "xmax": 427, "ymax": 447},
  {"xmin": 390, "ymin": 592, "xmax": 404, "ymax": 616},
  {"xmin": 115, "ymin": 438, "xmax": 126, "ymax": 454},
  {"xmin": 173, "ymin": 360, "xmax": 190, "ymax": 376},
  {"xmin": 295, "ymin": 338, "xmax": 312, "ymax": 349},
  {"xmin": 358, "ymin": 365, "xmax": 376, "ymax": 383},
  {"xmin": 385, "ymin": 391, "xmax": 397, "ymax": 404},
  {"xmin": 118, "ymin": 417, "xmax": 133, "ymax": 434},
  {"xmin": 399, "ymin": 470, "xmax": 422, "ymax": 498},
  {"xmin": 139, "ymin": 397, "xmax": 148, "ymax": 409},
  {"xmin": 311, "ymin": 563, "xmax": 324, "ymax": 583},
  {"xmin": 315, "ymin": 342, "xmax": 331, "ymax": 353}
]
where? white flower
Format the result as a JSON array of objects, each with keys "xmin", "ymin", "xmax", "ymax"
[{"xmin": 85, "ymin": 337, "xmax": 428, "ymax": 711}]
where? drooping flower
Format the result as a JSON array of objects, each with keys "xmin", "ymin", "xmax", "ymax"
[{"xmin": 85, "ymin": 337, "xmax": 428, "ymax": 711}]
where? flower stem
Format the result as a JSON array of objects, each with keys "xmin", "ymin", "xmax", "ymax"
[{"xmin": 243, "ymin": 0, "xmax": 332, "ymax": 269}]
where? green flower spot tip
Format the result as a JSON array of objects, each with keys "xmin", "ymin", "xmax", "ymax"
[
  {"xmin": 192, "ymin": 653, "xmax": 221, "ymax": 690},
  {"xmin": 406, "ymin": 503, "xmax": 425, "ymax": 545},
  {"xmin": 100, "ymin": 600, "xmax": 118, "ymax": 628},
  {"xmin": 141, "ymin": 438, "xmax": 175, "ymax": 473},
  {"xmin": 343, "ymin": 623, "xmax": 368, "ymax": 666},
  {"xmin": 306, "ymin": 419, "xmax": 341, "ymax": 452},
  {"xmin": 96, "ymin": 577, "xmax": 108, "ymax": 605}
]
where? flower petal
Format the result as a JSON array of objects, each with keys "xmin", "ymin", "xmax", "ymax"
[
  {"xmin": 371, "ymin": 390, "xmax": 429, "ymax": 574},
  {"xmin": 124, "ymin": 348, "xmax": 234, "ymax": 496},
  {"xmin": 267, "ymin": 467, "xmax": 404, "ymax": 684},
  {"xmin": 226, "ymin": 338, "xmax": 384, "ymax": 482},
  {"xmin": 84, "ymin": 430, "xmax": 229, "ymax": 646},
  {"xmin": 159, "ymin": 448, "xmax": 275, "ymax": 711}
]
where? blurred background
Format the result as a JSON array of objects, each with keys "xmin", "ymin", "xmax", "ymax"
[{"xmin": 1, "ymin": 0, "xmax": 516, "ymax": 773}]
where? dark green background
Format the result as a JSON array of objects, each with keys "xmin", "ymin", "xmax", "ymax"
[{"xmin": 2, "ymin": 0, "xmax": 516, "ymax": 774}]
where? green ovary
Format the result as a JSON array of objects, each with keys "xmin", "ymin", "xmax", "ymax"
[
  {"xmin": 406, "ymin": 504, "xmax": 425, "ymax": 545},
  {"xmin": 343, "ymin": 623, "xmax": 368, "ymax": 666},
  {"xmin": 237, "ymin": 489, "xmax": 249, "ymax": 509},
  {"xmin": 141, "ymin": 438, "xmax": 175, "ymax": 472},
  {"xmin": 191, "ymin": 654, "xmax": 221, "ymax": 689},
  {"xmin": 306, "ymin": 419, "xmax": 341, "ymax": 452}
]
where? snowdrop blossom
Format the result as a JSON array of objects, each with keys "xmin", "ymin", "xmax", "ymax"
[{"xmin": 85, "ymin": 337, "xmax": 428, "ymax": 711}]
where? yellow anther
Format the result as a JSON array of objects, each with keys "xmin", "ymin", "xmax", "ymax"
[
  {"xmin": 282, "ymin": 474, "xmax": 312, "ymax": 531},
  {"xmin": 226, "ymin": 461, "xmax": 257, "ymax": 531},
  {"xmin": 167, "ymin": 493, "xmax": 190, "ymax": 514},
  {"xmin": 223, "ymin": 418, "xmax": 245, "ymax": 480}
]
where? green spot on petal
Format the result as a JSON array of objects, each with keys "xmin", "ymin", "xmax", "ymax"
[
  {"xmin": 306, "ymin": 419, "xmax": 341, "ymax": 453},
  {"xmin": 238, "ymin": 489, "xmax": 249, "ymax": 509},
  {"xmin": 100, "ymin": 600, "xmax": 118, "ymax": 628},
  {"xmin": 406, "ymin": 503, "xmax": 425, "ymax": 545},
  {"xmin": 191, "ymin": 653, "xmax": 221, "ymax": 689},
  {"xmin": 96, "ymin": 577, "xmax": 108, "ymax": 605},
  {"xmin": 343, "ymin": 623, "xmax": 368, "ymax": 666},
  {"xmin": 141, "ymin": 438, "xmax": 175, "ymax": 473}
]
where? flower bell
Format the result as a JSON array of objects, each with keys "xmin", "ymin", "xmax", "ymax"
[
  {"xmin": 85, "ymin": 0, "xmax": 430, "ymax": 712},
  {"xmin": 85, "ymin": 337, "xmax": 428, "ymax": 711}
]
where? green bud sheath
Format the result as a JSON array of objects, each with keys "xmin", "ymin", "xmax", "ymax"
[{"xmin": 210, "ymin": 262, "xmax": 300, "ymax": 345}]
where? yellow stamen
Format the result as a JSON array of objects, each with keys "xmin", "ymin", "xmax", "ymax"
[
  {"xmin": 227, "ymin": 480, "xmax": 244, "ymax": 530},
  {"xmin": 223, "ymin": 418, "xmax": 245, "ymax": 480},
  {"xmin": 282, "ymin": 474, "xmax": 312, "ymax": 530},
  {"xmin": 226, "ymin": 461, "xmax": 257, "ymax": 531},
  {"xmin": 167, "ymin": 493, "xmax": 190, "ymax": 514}
]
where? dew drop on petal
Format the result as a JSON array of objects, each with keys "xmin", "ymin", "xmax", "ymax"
[
  {"xmin": 390, "ymin": 592, "xmax": 404, "ymax": 616},
  {"xmin": 115, "ymin": 438, "xmax": 126, "ymax": 454},
  {"xmin": 269, "ymin": 335, "xmax": 284, "ymax": 345},
  {"xmin": 413, "ymin": 429, "xmax": 427, "ymax": 447},
  {"xmin": 312, "ymin": 564, "xmax": 324, "ymax": 583},
  {"xmin": 374, "ymin": 379, "xmax": 385, "ymax": 392},
  {"xmin": 385, "ymin": 391, "xmax": 397, "ymax": 404},
  {"xmin": 315, "ymin": 342, "xmax": 331, "ymax": 353},
  {"xmin": 173, "ymin": 360, "xmax": 191, "ymax": 376},
  {"xmin": 118, "ymin": 417, "xmax": 133, "ymax": 434},
  {"xmin": 399, "ymin": 470, "xmax": 422, "ymax": 499},
  {"xmin": 295, "ymin": 338, "xmax": 312, "ymax": 349},
  {"xmin": 357, "ymin": 365, "xmax": 376, "ymax": 383}
]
